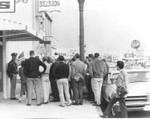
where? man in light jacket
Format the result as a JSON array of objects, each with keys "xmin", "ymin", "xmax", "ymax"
[
  {"xmin": 100, "ymin": 61, "xmax": 128, "ymax": 118},
  {"xmin": 71, "ymin": 54, "xmax": 86, "ymax": 105},
  {"xmin": 89, "ymin": 53, "xmax": 107, "ymax": 106}
]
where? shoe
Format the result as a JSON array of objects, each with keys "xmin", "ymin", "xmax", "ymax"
[
  {"xmin": 92, "ymin": 103, "xmax": 100, "ymax": 106},
  {"xmin": 99, "ymin": 115, "xmax": 108, "ymax": 118},
  {"xmin": 90, "ymin": 99, "xmax": 94, "ymax": 101},
  {"xmin": 18, "ymin": 99, "xmax": 21, "ymax": 102},
  {"xmin": 72, "ymin": 103, "xmax": 79, "ymax": 106},
  {"xmin": 43, "ymin": 102, "xmax": 48, "ymax": 104},
  {"xmin": 26, "ymin": 103, "xmax": 31, "ymax": 106},
  {"xmin": 52, "ymin": 99, "xmax": 60, "ymax": 102},
  {"xmin": 67, "ymin": 103, "xmax": 72, "ymax": 106},
  {"xmin": 37, "ymin": 103, "xmax": 42, "ymax": 106},
  {"xmin": 10, "ymin": 97, "xmax": 18, "ymax": 100},
  {"xmin": 59, "ymin": 104, "xmax": 65, "ymax": 107},
  {"xmin": 90, "ymin": 101, "xmax": 96, "ymax": 104}
]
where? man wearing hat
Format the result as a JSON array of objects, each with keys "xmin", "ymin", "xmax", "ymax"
[{"xmin": 7, "ymin": 52, "xmax": 18, "ymax": 100}]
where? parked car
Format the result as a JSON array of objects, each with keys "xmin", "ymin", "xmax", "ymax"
[{"xmin": 101, "ymin": 69, "xmax": 150, "ymax": 114}]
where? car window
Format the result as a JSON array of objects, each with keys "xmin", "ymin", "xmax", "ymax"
[{"xmin": 128, "ymin": 71, "xmax": 150, "ymax": 83}]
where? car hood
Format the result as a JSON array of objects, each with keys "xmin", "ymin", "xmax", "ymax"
[{"xmin": 127, "ymin": 82, "xmax": 150, "ymax": 96}]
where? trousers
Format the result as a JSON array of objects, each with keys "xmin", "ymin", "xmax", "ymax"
[
  {"xmin": 50, "ymin": 80, "xmax": 60, "ymax": 101},
  {"xmin": 41, "ymin": 74, "xmax": 50, "ymax": 102},
  {"xmin": 91, "ymin": 78, "xmax": 103, "ymax": 105},
  {"xmin": 10, "ymin": 74, "xmax": 17, "ymax": 98},
  {"xmin": 104, "ymin": 96, "xmax": 128, "ymax": 118},
  {"xmin": 27, "ymin": 78, "xmax": 43, "ymax": 104},
  {"xmin": 85, "ymin": 75, "xmax": 94, "ymax": 100},
  {"xmin": 72, "ymin": 79, "xmax": 84, "ymax": 104},
  {"xmin": 56, "ymin": 78, "xmax": 71, "ymax": 105}
]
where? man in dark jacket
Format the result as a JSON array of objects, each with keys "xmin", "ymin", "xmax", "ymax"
[
  {"xmin": 54, "ymin": 56, "xmax": 72, "ymax": 107},
  {"xmin": 24, "ymin": 50, "xmax": 46, "ymax": 106},
  {"xmin": 49, "ymin": 59, "xmax": 60, "ymax": 102},
  {"xmin": 7, "ymin": 53, "xmax": 18, "ymax": 100}
]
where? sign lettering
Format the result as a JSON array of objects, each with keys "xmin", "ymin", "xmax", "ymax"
[
  {"xmin": 0, "ymin": 1, "xmax": 10, "ymax": 9},
  {"xmin": 39, "ymin": 0, "xmax": 60, "ymax": 12},
  {"xmin": 0, "ymin": 0, "xmax": 15, "ymax": 13}
]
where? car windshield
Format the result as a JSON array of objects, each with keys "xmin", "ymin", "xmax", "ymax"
[
  {"xmin": 128, "ymin": 71, "xmax": 150, "ymax": 83},
  {"xmin": 109, "ymin": 71, "xmax": 150, "ymax": 83}
]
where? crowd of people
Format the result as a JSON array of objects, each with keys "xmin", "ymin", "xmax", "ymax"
[{"xmin": 7, "ymin": 50, "xmax": 128, "ymax": 118}]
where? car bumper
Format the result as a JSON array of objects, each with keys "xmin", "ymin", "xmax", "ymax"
[{"xmin": 113, "ymin": 102, "xmax": 150, "ymax": 112}]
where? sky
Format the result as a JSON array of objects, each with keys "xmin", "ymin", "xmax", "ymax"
[{"xmin": 51, "ymin": 0, "xmax": 150, "ymax": 56}]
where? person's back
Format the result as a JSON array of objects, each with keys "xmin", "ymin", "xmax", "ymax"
[
  {"xmin": 49, "ymin": 60, "xmax": 60, "ymax": 102},
  {"xmin": 24, "ymin": 50, "xmax": 46, "ymax": 106},
  {"xmin": 90, "ymin": 58, "xmax": 106, "ymax": 78},
  {"xmin": 71, "ymin": 54, "xmax": 85, "ymax": 105},
  {"xmin": 54, "ymin": 56, "xmax": 72, "ymax": 107},
  {"xmin": 72, "ymin": 59, "xmax": 85, "ymax": 77},
  {"xmin": 44, "ymin": 61, "xmax": 51, "ymax": 74},
  {"xmin": 89, "ymin": 53, "xmax": 106, "ymax": 106},
  {"xmin": 49, "ymin": 61, "xmax": 57, "ymax": 80},
  {"xmin": 55, "ymin": 62, "xmax": 69, "ymax": 79},
  {"xmin": 25, "ymin": 57, "xmax": 45, "ymax": 78},
  {"xmin": 19, "ymin": 67, "xmax": 27, "ymax": 83}
]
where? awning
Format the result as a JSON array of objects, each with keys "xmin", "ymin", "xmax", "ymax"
[{"xmin": 0, "ymin": 18, "xmax": 50, "ymax": 44}]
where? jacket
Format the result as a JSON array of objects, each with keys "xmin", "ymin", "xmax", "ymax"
[
  {"xmin": 24, "ymin": 57, "xmax": 46, "ymax": 78},
  {"xmin": 71, "ymin": 59, "xmax": 85, "ymax": 81},
  {"xmin": 54, "ymin": 62, "xmax": 69, "ymax": 80},
  {"xmin": 7, "ymin": 60, "xmax": 18, "ymax": 78},
  {"xmin": 89, "ymin": 58, "xmax": 107, "ymax": 78}
]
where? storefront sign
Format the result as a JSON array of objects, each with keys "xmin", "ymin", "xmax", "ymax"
[
  {"xmin": 15, "ymin": 0, "xmax": 28, "ymax": 4},
  {"xmin": 0, "ymin": 0, "xmax": 15, "ymax": 13},
  {"xmin": 39, "ymin": 0, "xmax": 60, "ymax": 12},
  {"xmin": 131, "ymin": 40, "xmax": 140, "ymax": 49}
]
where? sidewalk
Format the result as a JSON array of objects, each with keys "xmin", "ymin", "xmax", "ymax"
[{"xmin": 0, "ymin": 98, "xmax": 102, "ymax": 119}]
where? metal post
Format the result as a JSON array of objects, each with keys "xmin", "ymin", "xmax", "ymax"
[{"xmin": 77, "ymin": 0, "xmax": 85, "ymax": 61}]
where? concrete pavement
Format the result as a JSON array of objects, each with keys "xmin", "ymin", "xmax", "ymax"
[{"xmin": 0, "ymin": 98, "xmax": 102, "ymax": 119}]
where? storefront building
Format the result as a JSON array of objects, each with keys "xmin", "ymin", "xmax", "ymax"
[{"xmin": 0, "ymin": 0, "xmax": 57, "ymax": 98}]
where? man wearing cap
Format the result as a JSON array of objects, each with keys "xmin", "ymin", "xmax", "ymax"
[{"xmin": 7, "ymin": 52, "xmax": 18, "ymax": 100}]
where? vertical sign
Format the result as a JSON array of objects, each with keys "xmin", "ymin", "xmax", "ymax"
[
  {"xmin": 0, "ymin": 0, "xmax": 15, "ymax": 13},
  {"xmin": 39, "ymin": 0, "xmax": 60, "ymax": 12}
]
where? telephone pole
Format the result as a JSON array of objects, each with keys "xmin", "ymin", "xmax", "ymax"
[{"xmin": 77, "ymin": 0, "xmax": 85, "ymax": 61}]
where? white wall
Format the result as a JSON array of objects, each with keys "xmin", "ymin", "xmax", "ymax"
[
  {"xmin": 6, "ymin": 41, "xmax": 33, "ymax": 62},
  {"xmin": 0, "ymin": 1, "xmax": 33, "ymax": 28}
]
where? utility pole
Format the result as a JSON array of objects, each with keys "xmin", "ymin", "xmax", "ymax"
[{"xmin": 77, "ymin": 0, "xmax": 85, "ymax": 61}]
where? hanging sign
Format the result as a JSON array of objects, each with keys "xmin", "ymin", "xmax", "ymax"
[
  {"xmin": 131, "ymin": 40, "xmax": 140, "ymax": 49},
  {"xmin": 0, "ymin": 0, "xmax": 15, "ymax": 13},
  {"xmin": 39, "ymin": 0, "xmax": 60, "ymax": 12}
]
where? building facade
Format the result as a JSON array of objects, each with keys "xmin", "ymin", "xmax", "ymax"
[{"xmin": 0, "ymin": 0, "xmax": 57, "ymax": 98}]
